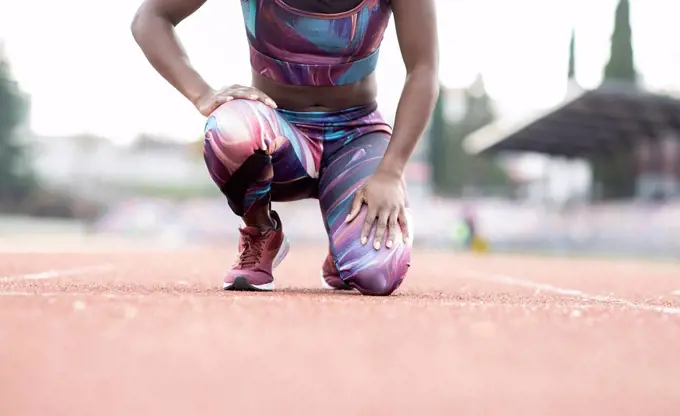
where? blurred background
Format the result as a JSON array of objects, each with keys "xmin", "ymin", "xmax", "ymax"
[{"xmin": 0, "ymin": 0, "xmax": 679, "ymax": 258}]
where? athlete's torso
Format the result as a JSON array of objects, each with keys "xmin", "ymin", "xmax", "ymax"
[{"xmin": 241, "ymin": 0, "xmax": 392, "ymax": 111}]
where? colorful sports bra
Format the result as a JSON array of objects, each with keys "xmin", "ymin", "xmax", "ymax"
[{"xmin": 239, "ymin": 0, "xmax": 392, "ymax": 87}]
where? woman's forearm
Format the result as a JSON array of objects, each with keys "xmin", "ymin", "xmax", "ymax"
[
  {"xmin": 377, "ymin": 66, "xmax": 439, "ymax": 177},
  {"xmin": 131, "ymin": 4, "xmax": 212, "ymax": 105}
]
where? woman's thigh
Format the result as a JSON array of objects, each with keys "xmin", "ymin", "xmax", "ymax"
[
  {"xmin": 203, "ymin": 99, "xmax": 322, "ymax": 208},
  {"xmin": 318, "ymin": 132, "xmax": 412, "ymax": 296}
]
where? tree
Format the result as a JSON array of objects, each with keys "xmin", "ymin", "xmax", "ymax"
[
  {"xmin": 455, "ymin": 76, "xmax": 512, "ymax": 195},
  {"xmin": 603, "ymin": 0, "xmax": 637, "ymax": 83},
  {"xmin": 427, "ymin": 76, "xmax": 512, "ymax": 197},
  {"xmin": 592, "ymin": 0, "xmax": 638, "ymax": 200},
  {"xmin": 568, "ymin": 29, "xmax": 576, "ymax": 81},
  {"xmin": 0, "ymin": 50, "xmax": 34, "ymax": 204},
  {"xmin": 426, "ymin": 84, "xmax": 448, "ymax": 194}
]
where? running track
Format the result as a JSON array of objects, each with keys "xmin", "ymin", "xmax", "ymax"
[{"xmin": 1, "ymin": 239, "xmax": 679, "ymax": 415}]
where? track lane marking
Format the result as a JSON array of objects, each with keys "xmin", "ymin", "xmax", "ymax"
[
  {"xmin": 0, "ymin": 290, "xmax": 621, "ymax": 312},
  {"xmin": 0, "ymin": 264, "xmax": 114, "ymax": 282},
  {"xmin": 460, "ymin": 269, "xmax": 680, "ymax": 316}
]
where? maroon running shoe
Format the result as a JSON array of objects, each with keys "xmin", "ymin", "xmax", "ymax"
[{"xmin": 224, "ymin": 211, "xmax": 289, "ymax": 291}]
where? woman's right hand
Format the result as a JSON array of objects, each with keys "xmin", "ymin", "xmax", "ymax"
[{"xmin": 194, "ymin": 84, "xmax": 277, "ymax": 117}]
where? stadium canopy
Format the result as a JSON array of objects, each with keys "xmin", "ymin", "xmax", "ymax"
[{"xmin": 462, "ymin": 81, "xmax": 680, "ymax": 158}]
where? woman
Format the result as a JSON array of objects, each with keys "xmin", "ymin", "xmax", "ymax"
[{"xmin": 131, "ymin": 0, "xmax": 439, "ymax": 295}]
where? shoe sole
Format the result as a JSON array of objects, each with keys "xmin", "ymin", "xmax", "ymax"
[
  {"xmin": 223, "ymin": 236, "xmax": 290, "ymax": 292},
  {"xmin": 225, "ymin": 276, "xmax": 275, "ymax": 291}
]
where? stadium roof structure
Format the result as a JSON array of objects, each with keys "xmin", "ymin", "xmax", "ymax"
[{"xmin": 462, "ymin": 81, "xmax": 680, "ymax": 158}]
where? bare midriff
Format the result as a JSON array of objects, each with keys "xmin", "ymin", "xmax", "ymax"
[{"xmin": 252, "ymin": 71, "xmax": 378, "ymax": 112}]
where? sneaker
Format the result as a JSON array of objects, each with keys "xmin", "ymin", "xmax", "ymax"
[
  {"xmin": 224, "ymin": 211, "xmax": 289, "ymax": 291},
  {"xmin": 320, "ymin": 251, "xmax": 352, "ymax": 290}
]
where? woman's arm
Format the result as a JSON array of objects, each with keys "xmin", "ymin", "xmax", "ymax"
[
  {"xmin": 375, "ymin": 0, "xmax": 439, "ymax": 178},
  {"xmin": 131, "ymin": 0, "xmax": 212, "ymax": 107}
]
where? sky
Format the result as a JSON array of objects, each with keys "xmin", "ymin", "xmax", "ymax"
[{"xmin": 0, "ymin": 0, "xmax": 679, "ymax": 145}]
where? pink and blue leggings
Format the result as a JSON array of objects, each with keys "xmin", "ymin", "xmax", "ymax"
[{"xmin": 203, "ymin": 100, "xmax": 411, "ymax": 295}]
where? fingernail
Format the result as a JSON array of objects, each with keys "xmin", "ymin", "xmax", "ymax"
[
  {"xmin": 361, "ymin": 237, "xmax": 367, "ymax": 245},
  {"xmin": 386, "ymin": 240, "xmax": 393, "ymax": 248},
  {"xmin": 373, "ymin": 241, "xmax": 380, "ymax": 250},
  {"xmin": 345, "ymin": 215, "xmax": 351, "ymax": 223},
  {"xmin": 249, "ymin": 94, "xmax": 258, "ymax": 99}
]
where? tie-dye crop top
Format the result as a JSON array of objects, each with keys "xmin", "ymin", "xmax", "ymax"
[{"xmin": 240, "ymin": 0, "xmax": 392, "ymax": 87}]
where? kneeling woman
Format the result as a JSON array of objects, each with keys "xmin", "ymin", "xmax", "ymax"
[{"xmin": 131, "ymin": 0, "xmax": 439, "ymax": 295}]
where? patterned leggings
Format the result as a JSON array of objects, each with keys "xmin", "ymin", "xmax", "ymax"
[{"xmin": 203, "ymin": 100, "xmax": 411, "ymax": 295}]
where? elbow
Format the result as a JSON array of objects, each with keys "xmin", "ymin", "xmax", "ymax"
[
  {"xmin": 130, "ymin": 9, "xmax": 144, "ymax": 41},
  {"xmin": 130, "ymin": 4, "xmax": 155, "ymax": 42}
]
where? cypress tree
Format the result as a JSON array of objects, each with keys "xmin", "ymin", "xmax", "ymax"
[
  {"xmin": 427, "ymin": 84, "xmax": 447, "ymax": 194},
  {"xmin": 603, "ymin": 0, "xmax": 637, "ymax": 83},
  {"xmin": 593, "ymin": 0, "xmax": 638, "ymax": 200},
  {"xmin": 568, "ymin": 29, "xmax": 576, "ymax": 81},
  {"xmin": 0, "ymin": 48, "xmax": 34, "ymax": 204}
]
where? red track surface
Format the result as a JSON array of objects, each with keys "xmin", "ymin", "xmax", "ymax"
[{"xmin": 1, "ymin": 243, "xmax": 680, "ymax": 415}]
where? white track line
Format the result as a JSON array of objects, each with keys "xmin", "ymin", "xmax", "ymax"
[
  {"xmin": 0, "ymin": 291, "xmax": 608, "ymax": 311},
  {"xmin": 460, "ymin": 269, "xmax": 680, "ymax": 316},
  {"xmin": 0, "ymin": 264, "xmax": 114, "ymax": 283},
  {"xmin": 0, "ymin": 288, "xmax": 626, "ymax": 310},
  {"xmin": 0, "ymin": 291, "xmax": 137, "ymax": 298}
]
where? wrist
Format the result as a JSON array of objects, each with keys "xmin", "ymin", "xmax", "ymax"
[
  {"xmin": 188, "ymin": 84, "xmax": 214, "ymax": 107},
  {"xmin": 375, "ymin": 157, "xmax": 405, "ymax": 179}
]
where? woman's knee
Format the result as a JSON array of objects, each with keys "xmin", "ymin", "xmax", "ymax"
[
  {"xmin": 204, "ymin": 99, "xmax": 277, "ymax": 165},
  {"xmin": 341, "ymin": 245, "xmax": 412, "ymax": 296}
]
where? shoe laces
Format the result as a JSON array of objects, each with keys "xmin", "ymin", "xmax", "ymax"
[{"xmin": 236, "ymin": 231, "xmax": 265, "ymax": 268}]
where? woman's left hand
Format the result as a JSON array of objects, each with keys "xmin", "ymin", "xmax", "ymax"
[{"xmin": 345, "ymin": 170, "xmax": 410, "ymax": 250}]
